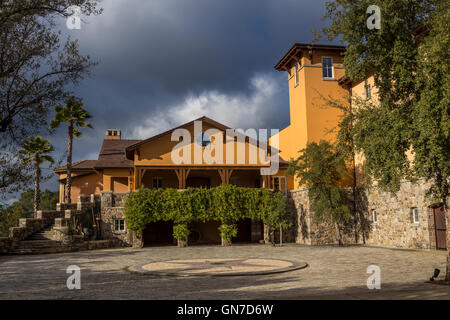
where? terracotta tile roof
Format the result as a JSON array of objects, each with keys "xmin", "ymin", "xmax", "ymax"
[
  {"xmin": 55, "ymin": 140, "xmax": 142, "ymax": 172},
  {"xmin": 94, "ymin": 139, "xmax": 141, "ymax": 168}
]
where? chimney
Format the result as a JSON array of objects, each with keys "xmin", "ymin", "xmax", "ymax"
[{"xmin": 105, "ymin": 129, "xmax": 121, "ymax": 140}]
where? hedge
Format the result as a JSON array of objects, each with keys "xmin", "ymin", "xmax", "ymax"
[{"xmin": 124, "ymin": 185, "xmax": 289, "ymax": 241}]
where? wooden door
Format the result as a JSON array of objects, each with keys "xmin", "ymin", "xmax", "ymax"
[{"xmin": 434, "ymin": 206, "xmax": 447, "ymax": 250}]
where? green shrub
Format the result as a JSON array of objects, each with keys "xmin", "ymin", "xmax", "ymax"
[
  {"xmin": 218, "ymin": 223, "xmax": 238, "ymax": 243},
  {"xmin": 124, "ymin": 185, "xmax": 289, "ymax": 239},
  {"xmin": 173, "ymin": 223, "xmax": 190, "ymax": 240}
]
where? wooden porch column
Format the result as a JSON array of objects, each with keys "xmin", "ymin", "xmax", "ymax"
[
  {"xmin": 261, "ymin": 174, "xmax": 271, "ymax": 189},
  {"xmin": 134, "ymin": 168, "xmax": 140, "ymax": 190},
  {"xmin": 140, "ymin": 169, "xmax": 147, "ymax": 189},
  {"xmin": 218, "ymin": 168, "xmax": 233, "ymax": 185},
  {"xmin": 175, "ymin": 168, "xmax": 190, "ymax": 189}
]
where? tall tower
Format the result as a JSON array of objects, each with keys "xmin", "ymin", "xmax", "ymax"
[{"xmin": 271, "ymin": 43, "xmax": 347, "ymax": 162}]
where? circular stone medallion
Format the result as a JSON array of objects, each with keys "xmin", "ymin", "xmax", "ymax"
[{"xmin": 128, "ymin": 258, "xmax": 307, "ymax": 277}]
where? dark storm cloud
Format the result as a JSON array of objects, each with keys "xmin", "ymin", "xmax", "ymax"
[{"xmin": 40, "ymin": 0, "xmax": 332, "ymax": 191}]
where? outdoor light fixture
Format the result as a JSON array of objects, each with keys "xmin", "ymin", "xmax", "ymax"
[{"xmin": 429, "ymin": 269, "xmax": 440, "ymax": 281}]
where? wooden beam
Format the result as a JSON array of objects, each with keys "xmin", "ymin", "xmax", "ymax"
[
  {"xmin": 218, "ymin": 168, "xmax": 226, "ymax": 185},
  {"xmin": 174, "ymin": 169, "xmax": 182, "ymax": 189},
  {"xmin": 227, "ymin": 169, "xmax": 233, "ymax": 185},
  {"xmin": 136, "ymin": 168, "xmax": 141, "ymax": 189},
  {"xmin": 181, "ymin": 168, "xmax": 186, "ymax": 189},
  {"xmin": 141, "ymin": 168, "xmax": 147, "ymax": 180}
]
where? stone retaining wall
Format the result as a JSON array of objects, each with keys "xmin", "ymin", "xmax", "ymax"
[
  {"xmin": 287, "ymin": 179, "xmax": 449, "ymax": 250},
  {"xmin": 10, "ymin": 218, "xmax": 46, "ymax": 241},
  {"xmin": 287, "ymin": 188, "xmax": 358, "ymax": 245},
  {"xmin": 0, "ymin": 237, "xmax": 13, "ymax": 254}
]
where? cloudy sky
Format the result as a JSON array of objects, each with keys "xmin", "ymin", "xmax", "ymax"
[{"xmin": 41, "ymin": 0, "xmax": 335, "ymax": 192}]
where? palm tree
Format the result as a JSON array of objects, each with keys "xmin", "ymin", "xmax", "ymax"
[
  {"xmin": 20, "ymin": 137, "xmax": 55, "ymax": 216},
  {"xmin": 50, "ymin": 98, "xmax": 92, "ymax": 204}
]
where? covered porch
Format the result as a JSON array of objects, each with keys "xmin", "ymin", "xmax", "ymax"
[
  {"xmin": 135, "ymin": 166, "xmax": 271, "ymax": 246},
  {"xmin": 134, "ymin": 166, "xmax": 274, "ymax": 190}
]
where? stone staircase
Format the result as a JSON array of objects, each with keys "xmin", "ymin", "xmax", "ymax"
[
  {"xmin": 8, "ymin": 222, "xmax": 65, "ymax": 254},
  {"xmin": 26, "ymin": 223, "xmax": 55, "ymax": 241},
  {"xmin": 1, "ymin": 195, "xmax": 113, "ymax": 255}
]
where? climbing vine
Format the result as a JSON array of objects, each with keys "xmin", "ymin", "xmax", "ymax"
[{"xmin": 124, "ymin": 185, "xmax": 289, "ymax": 241}]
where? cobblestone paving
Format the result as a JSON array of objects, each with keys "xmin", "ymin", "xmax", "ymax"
[{"xmin": 0, "ymin": 244, "xmax": 448, "ymax": 299}]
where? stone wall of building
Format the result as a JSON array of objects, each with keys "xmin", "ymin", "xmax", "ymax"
[
  {"xmin": 287, "ymin": 188, "xmax": 358, "ymax": 246},
  {"xmin": 100, "ymin": 191, "xmax": 136, "ymax": 247},
  {"xmin": 287, "ymin": 179, "xmax": 449, "ymax": 250},
  {"xmin": 364, "ymin": 179, "xmax": 434, "ymax": 249}
]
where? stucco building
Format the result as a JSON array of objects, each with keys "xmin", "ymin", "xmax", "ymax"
[{"xmin": 55, "ymin": 43, "xmax": 448, "ymax": 251}]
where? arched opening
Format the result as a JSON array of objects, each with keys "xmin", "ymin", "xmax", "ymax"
[
  {"xmin": 233, "ymin": 218, "xmax": 253, "ymax": 243},
  {"xmin": 143, "ymin": 221, "xmax": 175, "ymax": 246}
]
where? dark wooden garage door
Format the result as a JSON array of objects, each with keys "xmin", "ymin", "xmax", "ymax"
[
  {"xmin": 434, "ymin": 206, "xmax": 447, "ymax": 250},
  {"xmin": 143, "ymin": 221, "xmax": 174, "ymax": 246}
]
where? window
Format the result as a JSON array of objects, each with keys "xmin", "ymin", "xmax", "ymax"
[
  {"xmin": 294, "ymin": 63, "xmax": 299, "ymax": 87},
  {"xmin": 322, "ymin": 57, "xmax": 334, "ymax": 79},
  {"xmin": 272, "ymin": 176, "xmax": 287, "ymax": 193},
  {"xmin": 114, "ymin": 219, "xmax": 125, "ymax": 232},
  {"xmin": 364, "ymin": 80, "xmax": 371, "ymax": 100},
  {"xmin": 152, "ymin": 177, "xmax": 163, "ymax": 189},
  {"xmin": 195, "ymin": 132, "xmax": 211, "ymax": 147},
  {"xmin": 372, "ymin": 209, "xmax": 377, "ymax": 223},
  {"xmin": 412, "ymin": 208, "xmax": 420, "ymax": 224}
]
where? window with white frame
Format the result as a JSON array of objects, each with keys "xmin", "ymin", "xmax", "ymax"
[
  {"xmin": 322, "ymin": 57, "xmax": 334, "ymax": 79},
  {"xmin": 272, "ymin": 176, "xmax": 287, "ymax": 193},
  {"xmin": 372, "ymin": 209, "xmax": 377, "ymax": 223},
  {"xmin": 114, "ymin": 219, "xmax": 125, "ymax": 232},
  {"xmin": 294, "ymin": 63, "xmax": 299, "ymax": 87},
  {"xmin": 152, "ymin": 177, "xmax": 163, "ymax": 189},
  {"xmin": 412, "ymin": 207, "xmax": 420, "ymax": 224},
  {"xmin": 364, "ymin": 80, "xmax": 371, "ymax": 100}
]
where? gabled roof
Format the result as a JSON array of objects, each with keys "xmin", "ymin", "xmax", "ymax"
[
  {"xmin": 124, "ymin": 116, "xmax": 289, "ymax": 167},
  {"xmin": 125, "ymin": 116, "xmax": 231, "ymax": 159},
  {"xmin": 95, "ymin": 139, "xmax": 141, "ymax": 169},
  {"xmin": 55, "ymin": 160, "xmax": 97, "ymax": 173},
  {"xmin": 56, "ymin": 116, "xmax": 289, "ymax": 172},
  {"xmin": 54, "ymin": 140, "xmax": 142, "ymax": 173},
  {"xmin": 275, "ymin": 43, "xmax": 346, "ymax": 71}
]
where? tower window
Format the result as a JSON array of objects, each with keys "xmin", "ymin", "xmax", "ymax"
[
  {"xmin": 372, "ymin": 209, "xmax": 377, "ymax": 223},
  {"xmin": 411, "ymin": 208, "xmax": 420, "ymax": 224},
  {"xmin": 294, "ymin": 63, "xmax": 299, "ymax": 87},
  {"xmin": 365, "ymin": 81, "xmax": 372, "ymax": 100},
  {"xmin": 322, "ymin": 57, "xmax": 334, "ymax": 79}
]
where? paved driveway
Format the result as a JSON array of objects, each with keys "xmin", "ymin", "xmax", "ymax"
[{"xmin": 0, "ymin": 244, "xmax": 448, "ymax": 299}]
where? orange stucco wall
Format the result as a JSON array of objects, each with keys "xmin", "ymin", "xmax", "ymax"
[
  {"xmin": 103, "ymin": 168, "xmax": 132, "ymax": 192},
  {"xmin": 271, "ymin": 48, "xmax": 348, "ymax": 189},
  {"xmin": 350, "ymin": 74, "xmax": 414, "ymax": 186},
  {"xmin": 135, "ymin": 122, "xmax": 272, "ymax": 168},
  {"xmin": 59, "ymin": 172, "xmax": 102, "ymax": 203}
]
